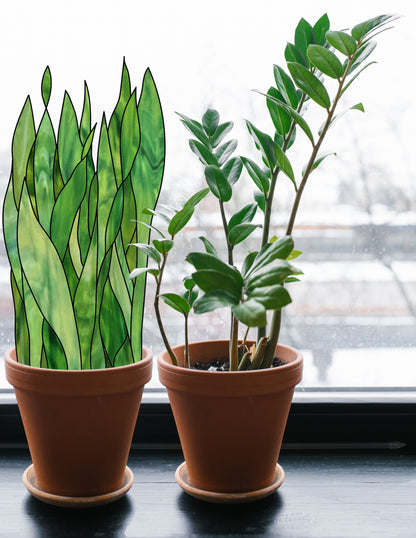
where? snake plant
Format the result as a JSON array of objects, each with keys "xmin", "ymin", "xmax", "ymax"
[{"xmin": 3, "ymin": 61, "xmax": 165, "ymax": 369}]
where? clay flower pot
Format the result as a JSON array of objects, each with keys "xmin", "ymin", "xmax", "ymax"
[
  {"xmin": 158, "ymin": 339, "xmax": 303, "ymax": 502},
  {"xmin": 5, "ymin": 347, "xmax": 152, "ymax": 502}
]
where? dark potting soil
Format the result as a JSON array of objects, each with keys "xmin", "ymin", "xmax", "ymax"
[{"xmin": 192, "ymin": 357, "xmax": 285, "ymax": 372}]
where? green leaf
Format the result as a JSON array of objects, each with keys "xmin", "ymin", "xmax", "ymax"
[
  {"xmin": 189, "ymin": 139, "xmax": 219, "ymax": 166},
  {"xmin": 247, "ymin": 236, "xmax": 294, "ymax": 277},
  {"xmin": 184, "ymin": 187, "xmax": 210, "ymax": 208},
  {"xmin": 241, "ymin": 157, "xmax": 270, "ymax": 195},
  {"xmin": 242, "ymin": 251, "xmax": 258, "ymax": 276},
  {"xmin": 246, "ymin": 121, "xmax": 276, "ymax": 170},
  {"xmin": 229, "ymin": 223, "xmax": 260, "ymax": 246},
  {"xmin": 153, "ymin": 239, "xmax": 174, "ymax": 254},
  {"xmin": 11, "ymin": 96, "xmax": 35, "ymax": 207},
  {"xmin": 326, "ymin": 31, "xmax": 357, "ymax": 56},
  {"xmin": 307, "ymin": 45, "xmax": 344, "ymax": 79},
  {"xmin": 257, "ymin": 90, "xmax": 314, "ymax": 145},
  {"xmin": 254, "ymin": 192, "xmax": 266, "ymax": 212},
  {"xmin": 302, "ymin": 152, "xmax": 336, "ymax": 176},
  {"xmin": 285, "ymin": 43, "xmax": 308, "ymax": 68},
  {"xmin": 202, "ymin": 108, "xmax": 220, "ymax": 137},
  {"xmin": 294, "ymin": 18, "xmax": 316, "ymax": 65},
  {"xmin": 266, "ymin": 87, "xmax": 292, "ymax": 137},
  {"xmin": 222, "ymin": 157, "xmax": 243, "ymax": 185},
  {"xmin": 228, "ymin": 203, "xmax": 257, "ymax": 230},
  {"xmin": 204, "ymin": 165, "xmax": 232, "ymax": 202},
  {"xmin": 192, "ymin": 270, "xmax": 242, "ymax": 301},
  {"xmin": 41, "ymin": 66, "xmax": 52, "ymax": 108},
  {"xmin": 199, "ymin": 236, "xmax": 218, "ymax": 256},
  {"xmin": 160, "ymin": 293, "xmax": 190, "ymax": 315},
  {"xmin": 232, "ymin": 299, "xmax": 267, "ymax": 327},
  {"xmin": 351, "ymin": 14, "xmax": 399, "ymax": 42},
  {"xmin": 215, "ymin": 139, "xmax": 238, "ymax": 166},
  {"xmin": 194, "ymin": 290, "xmax": 238, "ymax": 314},
  {"xmin": 246, "ymin": 260, "xmax": 299, "ymax": 292},
  {"xmin": 288, "ymin": 62, "xmax": 331, "ymax": 109},
  {"xmin": 187, "ymin": 252, "xmax": 244, "ymax": 287},
  {"xmin": 348, "ymin": 41, "xmax": 377, "ymax": 74},
  {"xmin": 129, "ymin": 267, "xmax": 159, "ymax": 279},
  {"xmin": 18, "ymin": 183, "xmax": 81, "ymax": 369},
  {"xmin": 168, "ymin": 205, "xmax": 194, "ymax": 237},
  {"xmin": 177, "ymin": 113, "xmax": 210, "ymax": 147},
  {"xmin": 313, "ymin": 13, "xmax": 330, "ymax": 46},
  {"xmin": 273, "ymin": 65, "xmax": 299, "ymax": 108},
  {"xmin": 274, "ymin": 143, "xmax": 296, "ymax": 187},
  {"xmin": 130, "ymin": 243, "xmax": 161, "ymax": 263},
  {"xmin": 249, "ymin": 285, "xmax": 292, "ymax": 310},
  {"xmin": 210, "ymin": 121, "xmax": 233, "ymax": 148}
]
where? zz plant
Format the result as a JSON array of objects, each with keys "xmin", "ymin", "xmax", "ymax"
[
  {"xmin": 130, "ymin": 14, "xmax": 398, "ymax": 371},
  {"xmin": 3, "ymin": 61, "xmax": 165, "ymax": 369}
]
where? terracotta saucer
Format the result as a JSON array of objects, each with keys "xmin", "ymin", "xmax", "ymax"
[
  {"xmin": 175, "ymin": 462, "xmax": 285, "ymax": 504},
  {"xmin": 22, "ymin": 465, "xmax": 134, "ymax": 508}
]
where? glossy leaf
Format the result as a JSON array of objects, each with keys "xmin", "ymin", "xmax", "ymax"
[
  {"xmin": 246, "ymin": 121, "xmax": 276, "ymax": 170},
  {"xmin": 288, "ymin": 62, "xmax": 331, "ymax": 109},
  {"xmin": 302, "ymin": 152, "xmax": 336, "ymax": 176},
  {"xmin": 191, "ymin": 270, "xmax": 242, "ymax": 301},
  {"xmin": 246, "ymin": 260, "xmax": 299, "ymax": 293},
  {"xmin": 273, "ymin": 65, "xmax": 299, "ymax": 108},
  {"xmin": 228, "ymin": 203, "xmax": 257, "ymax": 230},
  {"xmin": 313, "ymin": 13, "xmax": 330, "ymax": 46},
  {"xmin": 249, "ymin": 284, "xmax": 292, "ymax": 309},
  {"xmin": 168, "ymin": 205, "xmax": 194, "ymax": 237},
  {"xmin": 274, "ymin": 143, "xmax": 296, "ymax": 187},
  {"xmin": 232, "ymin": 299, "xmax": 267, "ymax": 327},
  {"xmin": 131, "ymin": 243, "xmax": 161, "ymax": 263},
  {"xmin": 194, "ymin": 290, "xmax": 238, "ymax": 314},
  {"xmin": 176, "ymin": 113, "xmax": 210, "ymax": 146},
  {"xmin": 210, "ymin": 121, "xmax": 233, "ymax": 148},
  {"xmin": 294, "ymin": 18, "xmax": 316, "ymax": 65},
  {"xmin": 266, "ymin": 87, "xmax": 291, "ymax": 137},
  {"xmin": 229, "ymin": 223, "xmax": 260, "ymax": 246},
  {"xmin": 189, "ymin": 139, "xmax": 218, "ymax": 166},
  {"xmin": 241, "ymin": 157, "xmax": 269, "ymax": 195},
  {"xmin": 351, "ymin": 14, "xmax": 399, "ymax": 42},
  {"xmin": 198, "ymin": 236, "xmax": 218, "ymax": 256},
  {"xmin": 285, "ymin": 43, "xmax": 308, "ymax": 68},
  {"xmin": 186, "ymin": 251, "xmax": 244, "ymax": 286},
  {"xmin": 184, "ymin": 187, "xmax": 210, "ymax": 208},
  {"xmin": 129, "ymin": 267, "xmax": 160, "ymax": 279},
  {"xmin": 254, "ymin": 191, "xmax": 266, "ymax": 212},
  {"xmin": 160, "ymin": 293, "xmax": 190, "ymax": 315},
  {"xmin": 307, "ymin": 45, "xmax": 344, "ymax": 79},
  {"xmin": 326, "ymin": 31, "xmax": 357, "ymax": 56},
  {"xmin": 202, "ymin": 108, "xmax": 220, "ymax": 137},
  {"xmin": 348, "ymin": 41, "xmax": 377, "ymax": 74},
  {"xmin": 153, "ymin": 239, "xmax": 174, "ymax": 255},
  {"xmin": 242, "ymin": 251, "xmax": 258, "ymax": 276},
  {"xmin": 204, "ymin": 165, "xmax": 232, "ymax": 202},
  {"xmin": 247, "ymin": 236, "xmax": 294, "ymax": 277},
  {"xmin": 215, "ymin": 139, "xmax": 238, "ymax": 166},
  {"xmin": 222, "ymin": 157, "xmax": 243, "ymax": 185}
]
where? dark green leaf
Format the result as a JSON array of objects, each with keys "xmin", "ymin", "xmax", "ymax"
[
  {"xmin": 41, "ymin": 66, "xmax": 52, "ymax": 108},
  {"xmin": 326, "ymin": 31, "xmax": 357, "ymax": 56},
  {"xmin": 294, "ymin": 18, "xmax": 316, "ymax": 64},
  {"xmin": 242, "ymin": 251, "xmax": 258, "ymax": 276},
  {"xmin": 153, "ymin": 239, "xmax": 174, "ymax": 254},
  {"xmin": 246, "ymin": 260, "xmax": 298, "ymax": 292},
  {"xmin": 248, "ymin": 284, "xmax": 292, "ymax": 310},
  {"xmin": 275, "ymin": 143, "xmax": 296, "ymax": 187},
  {"xmin": 307, "ymin": 45, "xmax": 344, "ymax": 79},
  {"xmin": 184, "ymin": 187, "xmax": 210, "ymax": 208},
  {"xmin": 210, "ymin": 121, "xmax": 233, "ymax": 148},
  {"xmin": 273, "ymin": 65, "xmax": 299, "ymax": 108},
  {"xmin": 287, "ymin": 62, "xmax": 331, "ymax": 109},
  {"xmin": 192, "ymin": 270, "xmax": 242, "ymax": 301},
  {"xmin": 198, "ymin": 236, "xmax": 218, "ymax": 256},
  {"xmin": 204, "ymin": 165, "xmax": 232, "ymax": 202},
  {"xmin": 348, "ymin": 41, "xmax": 377, "ymax": 74},
  {"xmin": 266, "ymin": 87, "xmax": 292, "ymax": 137},
  {"xmin": 222, "ymin": 157, "xmax": 243, "ymax": 185},
  {"xmin": 351, "ymin": 14, "xmax": 399, "ymax": 42},
  {"xmin": 160, "ymin": 293, "xmax": 190, "ymax": 315},
  {"xmin": 186, "ymin": 252, "xmax": 244, "ymax": 287},
  {"xmin": 285, "ymin": 43, "xmax": 308, "ymax": 68},
  {"xmin": 246, "ymin": 121, "xmax": 276, "ymax": 170},
  {"xmin": 254, "ymin": 192, "xmax": 266, "ymax": 212},
  {"xmin": 168, "ymin": 205, "xmax": 194, "ymax": 237},
  {"xmin": 182, "ymin": 287, "xmax": 199, "ymax": 308},
  {"xmin": 313, "ymin": 13, "xmax": 330, "ymax": 46},
  {"xmin": 229, "ymin": 223, "xmax": 260, "ymax": 246},
  {"xmin": 215, "ymin": 139, "xmax": 238, "ymax": 166},
  {"xmin": 232, "ymin": 299, "xmax": 267, "ymax": 327},
  {"xmin": 247, "ymin": 236, "xmax": 294, "ymax": 277},
  {"xmin": 189, "ymin": 139, "xmax": 218, "ymax": 166},
  {"xmin": 228, "ymin": 203, "xmax": 257, "ymax": 230},
  {"xmin": 130, "ymin": 243, "xmax": 161, "ymax": 263},
  {"xmin": 202, "ymin": 108, "xmax": 220, "ymax": 137},
  {"xmin": 241, "ymin": 157, "xmax": 270, "ymax": 194},
  {"xmin": 177, "ymin": 112, "xmax": 210, "ymax": 146},
  {"xmin": 183, "ymin": 276, "xmax": 196, "ymax": 290},
  {"xmin": 194, "ymin": 290, "xmax": 238, "ymax": 313}
]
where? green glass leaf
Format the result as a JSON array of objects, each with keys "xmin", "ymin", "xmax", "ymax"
[
  {"xmin": 81, "ymin": 124, "xmax": 96, "ymax": 160},
  {"xmin": 121, "ymin": 89, "xmax": 141, "ymax": 180},
  {"xmin": 202, "ymin": 108, "xmax": 220, "ymax": 137},
  {"xmin": 266, "ymin": 87, "xmax": 291, "ymax": 137},
  {"xmin": 313, "ymin": 13, "xmax": 330, "ymax": 46},
  {"xmin": 215, "ymin": 139, "xmax": 238, "ymax": 166},
  {"xmin": 160, "ymin": 293, "xmax": 190, "ymax": 315},
  {"xmin": 287, "ymin": 62, "xmax": 331, "ymax": 109},
  {"xmin": 194, "ymin": 290, "xmax": 238, "ymax": 314},
  {"xmin": 222, "ymin": 157, "xmax": 243, "ymax": 186},
  {"xmin": 326, "ymin": 31, "xmax": 357, "ymax": 56},
  {"xmin": 42, "ymin": 318, "xmax": 68, "ymax": 369},
  {"xmin": 22, "ymin": 274, "xmax": 44, "ymax": 368},
  {"xmin": 3, "ymin": 180, "xmax": 22, "ymax": 295},
  {"xmin": 50, "ymin": 158, "xmax": 87, "ymax": 260},
  {"xmin": 34, "ymin": 109, "xmax": 56, "ymax": 235},
  {"xmin": 88, "ymin": 173, "xmax": 98, "ymax": 238},
  {"xmin": 232, "ymin": 298, "xmax": 267, "ymax": 327},
  {"xmin": 285, "ymin": 43, "xmax": 308, "ymax": 68},
  {"xmin": 177, "ymin": 113, "xmax": 210, "ymax": 147},
  {"xmin": 351, "ymin": 14, "xmax": 399, "ymax": 42},
  {"xmin": 100, "ymin": 279, "xmax": 129, "ymax": 366},
  {"xmin": 294, "ymin": 18, "xmax": 316, "ymax": 65},
  {"xmin": 105, "ymin": 183, "xmax": 124, "ymax": 253},
  {"xmin": 113, "ymin": 336, "xmax": 134, "ymax": 367},
  {"xmin": 109, "ymin": 238, "xmax": 133, "ymax": 338},
  {"xmin": 80, "ymin": 82, "xmax": 91, "ymax": 145},
  {"xmin": 273, "ymin": 65, "xmax": 299, "ymax": 108},
  {"xmin": 41, "ymin": 66, "xmax": 52, "ymax": 108},
  {"xmin": 246, "ymin": 121, "xmax": 276, "ymax": 170},
  {"xmin": 228, "ymin": 223, "xmax": 260, "ymax": 246},
  {"xmin": 204, "ymin": 165, "xmax": 232, "ymax": 202},
  {"xmin": 228, "ymin": 203, "xmax": 257, "ymax": 230},
  {"xmin": 210, "ymin": 121, "xmax": 233, "ymax": 148},
  {"xmin": 57, "ymin": 91, "xmax": 83, "ymax": 184},
  {"xmin": 248, "ymin": 284, "xmax": 292, "ymax": 310},
  {"xmin": 307, "ymin": 45, "xmax": 344, "ymax": 79},
  {"xmin": 11, "ymin": 272, "xmax": 30, "ymax": 364},
  {"xmin": 189, "ymin": 139, "xmax": 219, "ymax": 166},
  {"xmin": 198, "ymin": 236, "xmax": 218, "ymax": 256},
  {"xmin": 18, "ymin": 183, "xmax": 81, "ymax": 369},
  {"xmin": 11, "ymin": 96, "xmax": 35, "ymax": 207}
]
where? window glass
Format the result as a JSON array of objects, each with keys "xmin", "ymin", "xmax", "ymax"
[{"xmin": 0, "ymin": 0, "xmax": 415, "ymax": 391}]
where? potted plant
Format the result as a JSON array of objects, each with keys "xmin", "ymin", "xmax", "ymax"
[
  {"xmin": 3, "ymin": 61, "xmax": 165, "ymax": 506},
  {"xmin": 130, "ymin": 14, "xmax": 398, "ymax": 503}
]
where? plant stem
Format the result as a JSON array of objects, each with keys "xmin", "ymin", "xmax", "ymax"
[
  {"xmin": 219, "ymin": 200, "xmax": 233, "ymax": 265},
  {"xmin": 229, "ymin": 315, "xmax": 239, "ymax": 371}
]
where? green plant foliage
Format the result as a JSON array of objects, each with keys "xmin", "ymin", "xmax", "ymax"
[{"xmin": 3, "ymin": 61, "xmax": 165, "ymax": 369}]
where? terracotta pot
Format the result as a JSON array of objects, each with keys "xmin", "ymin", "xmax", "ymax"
[
  {"xmin": 5, "ymin": 347, "xmax": 152, "ymax": 497},
  {"xmin": 158, "ymin": 340, "xmax": 302, "ymax": 496}
]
